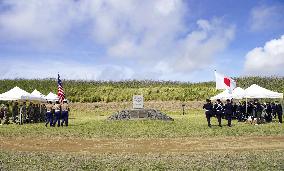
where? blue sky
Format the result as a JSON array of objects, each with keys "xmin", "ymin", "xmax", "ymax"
[{"xmin": 0, "ymin": 0, "xmax": 283, "ymax": 82}]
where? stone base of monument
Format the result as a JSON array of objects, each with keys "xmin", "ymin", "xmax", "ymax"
[{"xmin": 108, "ymin": 109, "xmax": 174, "ymax": 121}]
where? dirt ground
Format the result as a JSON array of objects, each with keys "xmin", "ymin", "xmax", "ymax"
[
  {"xmin": 70, "ymin": 101, "xmax": 204, "ymax": 112},
  {"xmin": 1, "ymin": 136, "xmax": 283, "ymax": 154}
]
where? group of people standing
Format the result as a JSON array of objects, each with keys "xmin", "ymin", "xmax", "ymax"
[
  {"xmin": 45, "ymin": 100, "xmax": 70, "ymax": 127},
  {"xmin": 0, "ymin": 100, "xmax": 70, "ymax": 127},
  {"xmin": 0, "ymin": 101, "xmax": 45, "ymax": 125},
  {"xmin": 203, "ymin": 99, "xmax": 283, "ymax": 127},
  {"xmin": 0, "ymin": 103, "xmax": 10, "ymax": 125}
]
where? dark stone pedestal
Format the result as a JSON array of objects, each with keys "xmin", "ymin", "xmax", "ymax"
[{"xmin": 108, "ymin": 109, "xmax": 174, "ymax": 121}]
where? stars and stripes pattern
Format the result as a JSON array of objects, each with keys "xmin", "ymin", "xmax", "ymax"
[{"xmin": 57, "ymin": 74, "xmax": 65, "ymax": 103}]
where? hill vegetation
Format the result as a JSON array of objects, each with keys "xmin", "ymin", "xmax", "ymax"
[{"xmin": 0, "ymin": 77, "xmax": 284, "ymax": 102}]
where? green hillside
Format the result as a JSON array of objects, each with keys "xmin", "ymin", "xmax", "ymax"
[{"xmin": 0, "ymin": 77, "xmax": 284, "ymax": 102}]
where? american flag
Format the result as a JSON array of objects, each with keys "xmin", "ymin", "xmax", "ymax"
[{"xmin": 57, "ymin": 74, "xmax": 65, "ymax": 103}]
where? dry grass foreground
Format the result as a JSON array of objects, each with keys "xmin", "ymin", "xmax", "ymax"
[{"xmin": 1, "ymin": 136, "xmax": 283, "ymax": 154}]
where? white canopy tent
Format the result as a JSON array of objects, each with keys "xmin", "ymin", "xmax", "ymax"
[
  {"xmin": 31, "ymin": 89, "xmax": 46, "ymax": 99},
  {"xmin": 45, "ymin": 92, "xmax": 59, "ymax": 102},
  {"xmin": 243, "ymin": 84, "xmax": 283, "ymax": 113},
  {"xmin": 211, "ymin": 89, "xmax": 232, "ymax": 100},
  {"xmin": 211, "ymin": 85, "xmax": 283, "ymax": 100},
  {"xmin": 211, "ymin": 87, "xmax": 245, "ymax": 100},
  {"xmin": 244, "ymin": 84, "xmax": 283, "ymax": 99},
  {"xmin": 0, "ymin": 86, "xmax": 45, "ymax": 101},
  {"xmin": 232, "ymin": 87, "xmax": 246, "ymax": 99},
  {"xmin": 31, "ymin": 89, "xmax": 47, "ymax": 102}
]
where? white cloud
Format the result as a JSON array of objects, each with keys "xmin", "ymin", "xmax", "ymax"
[
  {"xmin": 244, "ymin": 35, "xmax": 284, "ymax": 75},
  {"xmin": 0, "ymin": 0, "xmax": 235, "ymax": 80},
  {"xmin": 249, "ymin": 5, "xmax": 284, "ymax": 32},
  {"xmin": 171, "ymin": 19, "xmax": 235, "ymax": 72},
  {"xmin": 0, "ymin": 0, "xmax": 81, "ymax": 48},
  {"xmin": 155, "ymin": 0, "xmax": 178, "ymax": 16},
  {"xmin": 107, "ymin": 39, "xmax": 136, "ymax": 58},
  {"xmin": 0, "ymin": 58, "xmax": 134, "ymax": 81}
]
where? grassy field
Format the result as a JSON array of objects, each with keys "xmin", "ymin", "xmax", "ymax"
[
  {"xmin": 0, "ymin": 107, "xmax": 283, "ymax": 138},
  {"xmin": 0, "ymin": 103, "xmax": 283, "ymax": 170}
]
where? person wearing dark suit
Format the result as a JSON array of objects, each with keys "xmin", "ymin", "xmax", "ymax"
[
  {"xmin": 275, "ymin": 101, "xmax": 283, "ymax": 123},
  {"xmin": 253, "ymin": 100, "xmax": 263, "ymax": 124},
  {"xmin": 203, "ymin": 99, "xmax": 213, "ymax": 127},
  {"xmin": 265, "ymin": 102, "xmax": 272, "ymax": 122},
  {"xmin": 214, "ymin": 99, "xmax": 223, "ymax": 127},
  {"xmin": 224, "ymin": 99, "xmax": 233, "ymax": 127}
]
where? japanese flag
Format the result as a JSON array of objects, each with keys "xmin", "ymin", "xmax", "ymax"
[{"xmin": 215, "ymin": 71, "xmax": 236, "ymax": 91}]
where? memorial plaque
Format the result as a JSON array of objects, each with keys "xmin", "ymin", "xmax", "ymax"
[{"xmin": 133, "ymin": 95, "xmax": 144, "ymax": 109}]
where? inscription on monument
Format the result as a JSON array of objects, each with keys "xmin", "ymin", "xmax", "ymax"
[{"xmin": 133, "ymin": 95, "xmax": 144, "ymax": 109}]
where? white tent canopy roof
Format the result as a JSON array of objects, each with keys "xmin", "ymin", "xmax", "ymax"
[
  {"xmin": 31, "ymin": 89, "xmax": 46, "ymax": 98},
  {"xmin": 0, "ymin": 86, "xmax": 45, "ymax": 101},
  {"xmin": 244, "ymin": 84, "xmax": 283, "ymax": 99},
  {"xmin": 211, "ymin": 89, "xmax": 232, "ymax": 100},
  {"xmin": 210, "ymin": 87, "xmax": 245, "ymax": 100},
  {"xmin": 232, "ymin": 87, "xmax": 245, "ymax": 99},
  {"xmin": 211, "ymin": 84, "xmax": 283, "ymax": 100},
  {"xmin": 45, "ymin": 92, "xmax": 59, "ymax": 102}
]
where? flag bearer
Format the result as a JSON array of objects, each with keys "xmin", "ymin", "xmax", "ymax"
[
  {"xmin": 61, "ymin": 100, "xmax": 70, "ymax": 126},
  {"xmin": 53, "ymin": 101, "xmax": 61, "ymax": 127}
]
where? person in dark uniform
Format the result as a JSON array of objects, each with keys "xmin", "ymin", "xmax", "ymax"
[
  {"xmin": 214, "ymin": 99, "xmax": 223, "ymax": 127},
  {"xmin": 271, "ymin": 102, "xmax": 277, "ymax": 119},
  {"xmin": 241, "ymin": 101, "xmax": 247, "ymax": 119},
  {"xmin": 247, "ymin": 101, "xmax": 254, "ymax": 118},
  {"xmin": 224, "ymin": 99, "xmax": 233, "ymax": 127},
  {"xmin": 265, "ymin": 102, "xmax": 272, "ymax": 122},
  {"xmin": 275, "ymin": 101, "xmax": 283, "ymax": 123},
  {"xmin": 3, "ymin": 104, "xmax": 10, "ymax": 124},
  {"xmin": 0, "ymin": 104, "xmax": 4, "ymax": 125},
  {"xmin": 254, "ymin": 99, "xmax": 263, "ymax": 124},
  {"xmin": 45, "ymin": 101, "xmax": 53, "ymax": 127},
  {"xmin": 0, "ymin": 104, "xmax": 10, "ymax": 125},
  {"xmin": 61, "ymin": 100, "xmax": 70, "ymax": 127},
  {"xmin": 19, "ymin": 102, "xmax": 27, "ymax": 124},
  {"xmin": 41, "ymin": 104, "xmax": 47, "ymax": 122},
  {"xmin": 203, "ymin": 99, "xmax": 213, "ymax": 127},
  {"xmin": 27, "ymin": 102, "xmax": 34, "ymax": 123},
  {"xmin": 232, "ymin": 102, "xmax": 237, "ymax": 119},
  {"xmin": 34, "ymin": 104, "xmax": 40, "ymax": 123},
  {"xmin": 212, "ymin": 102, "xmax": 217, "ymax": 117},
  {"xmin": 12, "ymin": 101, "xmax": 19, "ymax": 123},
  {"xmin": 236, "ymin": 102, "xmax": 243, "ymax": 122}
]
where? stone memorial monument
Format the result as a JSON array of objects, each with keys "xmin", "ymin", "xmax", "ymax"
[{"xmin": 108, "ymin": 95, "xmax": 173, "ymax": 121}]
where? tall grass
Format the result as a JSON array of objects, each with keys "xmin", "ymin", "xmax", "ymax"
[{"xmin": 0, "ymin": 76, "xmax": 284, "ymax": 102}]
